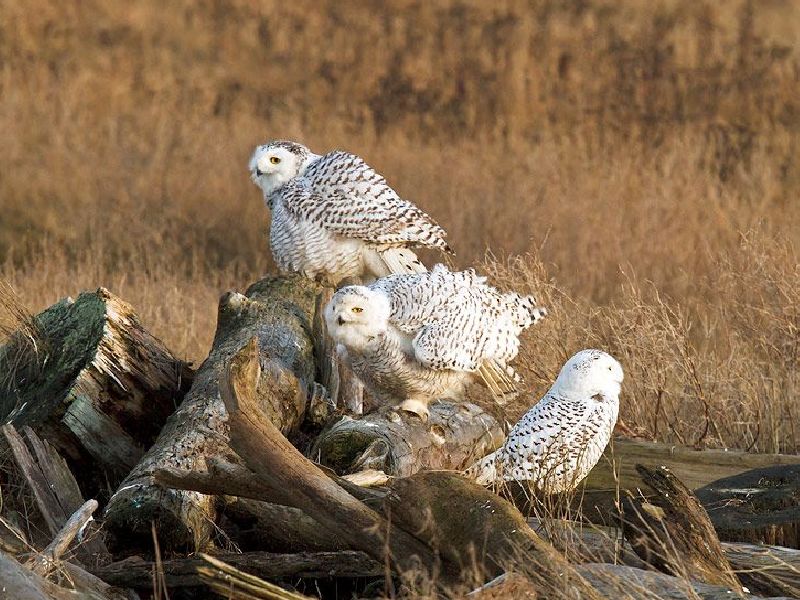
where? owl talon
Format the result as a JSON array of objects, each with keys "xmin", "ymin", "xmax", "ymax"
[{"xmin": 397, "ymin": 399, "xmax": 430, "ymax": 422}]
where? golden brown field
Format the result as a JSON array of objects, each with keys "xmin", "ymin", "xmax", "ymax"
[{"xmin": 1, "ymin": 0, "xmax": 799, "ymax": 458}]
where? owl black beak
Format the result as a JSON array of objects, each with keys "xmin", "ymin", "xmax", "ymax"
[
  {"xmin": 337, "ymin": 316, "xmax": 345, "ymax": 326},
  {"xmin": 255, "ymin": 168, "xmax": 264, "ymax": 177}
]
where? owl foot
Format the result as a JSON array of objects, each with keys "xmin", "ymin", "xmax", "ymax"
[{"xmin": 397, "ymin": 399, "xmax": 430, "ymax": 422}]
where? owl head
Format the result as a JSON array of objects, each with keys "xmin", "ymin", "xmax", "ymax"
[
  {"xmin": 552, "ymin": 349, "xmax": 624, "ymax": 401},
  {"xmin": 325, "ymin": 286, "xmax": 391, "ymax": 352},
  {"xmin": 249, "ymin": 140, "xmax": 319, "ymax": 195}
]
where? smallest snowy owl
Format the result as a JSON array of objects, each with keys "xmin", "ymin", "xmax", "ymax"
[
  {"xmin": 324, "ymin": 264, "xmax": 547, "ymax": 420},
  {"xmin": 467, "ymin": 349, "xmax": 623, "ymax": 494}
]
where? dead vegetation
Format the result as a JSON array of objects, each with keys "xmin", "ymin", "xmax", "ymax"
[{"xmin": 1, "ymin": 1, "xmax": 800, "ymax": 597}]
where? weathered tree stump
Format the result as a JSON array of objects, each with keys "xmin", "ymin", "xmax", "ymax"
[
  {"xmin": 621, "ymin": 465, "xmax": 742, "ymax": 591},
  {"xmin": 0, "ymin": 288, "xmax": 191, "ymax": 494},
  {"xmin": 104, "ymin": 275, "xmax": 321, "ymax": 553},
  {"xmin": 695, "ymin": 464, "xmax": 800, "ymax": 549},
  {"xmin": 312, "ymin": 403, "xmax": 504, "ymax": 476}
]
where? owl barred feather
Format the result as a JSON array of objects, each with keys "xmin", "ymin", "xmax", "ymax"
[
  {"xmin": 324, "ymin": 264, "xmax": 547, "ymax": 419},
  {"xmin": 467, "ymin": 349, "xmax": 623, "ymax": 494},
  {"xmin": 250, "ymin": 140, "xmax": 450, "ymax": 284}
]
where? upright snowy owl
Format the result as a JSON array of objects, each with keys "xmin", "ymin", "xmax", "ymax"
[
  {"xmin": 467, "ymin": 349, "xmax": 623, "ymax": 494},
  {"xmin": 324, "ymin": 264, "xmax": 547, "ymax": 420},
  {"xmin": 249, "ymin": 140, "xmax": 451, "ymax": 285}
]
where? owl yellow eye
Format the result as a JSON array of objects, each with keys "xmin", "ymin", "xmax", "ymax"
[
  {"xmin": 351, "ymin": 307, "xmax": 363, "ymax": 313},
  {"xmin": 269, "ymin": 156, "xmax": 281, "ymax": 164}
]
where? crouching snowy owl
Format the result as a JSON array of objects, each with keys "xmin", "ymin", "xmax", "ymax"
[
  {"xmin": 467, "ymin": 349, "xmax": 623, "ymax": 494},
  {"xmin": 324, "ymin": 264, "xmax": 547, "ymax": 420},
  {"xmin": 249, "ymin": 140, "xmax": 451, "ymax": 285}
]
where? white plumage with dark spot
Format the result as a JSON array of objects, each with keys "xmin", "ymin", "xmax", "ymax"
[
  {"xmin": 249, "ymin": 140, "xmax": 451, "ymax": 285},
  {"xmin": 467, "ymin": 349, "xmax": 623, "ymax": 493},
  {"xmin": 324, "ymin": 264, "xmax": 547, "ymax": 419}
]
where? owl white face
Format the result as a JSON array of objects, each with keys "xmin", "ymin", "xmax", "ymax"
[
  {"xmin": 552, "ymin": 349, "xmax": 624, "ymax": 400},
  {"xmin": 249, "ymin": 141, "xmax": 315, "ymax": 195},
  {"xmin": 325, "ymin": 286, "xmax": 391, "ymax": 352}
]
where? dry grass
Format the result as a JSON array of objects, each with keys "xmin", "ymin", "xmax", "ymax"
[{"xmin": 1, "ymin": 0, "xmax": 799, "ymax": 459}]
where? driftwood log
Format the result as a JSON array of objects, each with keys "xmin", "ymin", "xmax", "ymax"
[
  {"xmin": 91, "ymin": 550, "xmax": 382, "ymax": 588},
  {"xmin": 1, "ymin": 425, "xmax": 108, "ymax": 563},
  {"xmin": 104, "ymin": 275, "xmax": 322, "ymax": 552},
  {"xmin": 0, "ymin": 548, "xmax": 130, "ymax": 600},
  {"xmin": 695, "ymin": 464, "xmax": 800, "ymax": 549},
  {"xmin": 0, "ymin": 288, "xmax": 191, "ymax": 494},
  {"xmin": 558, "ymin": 438, "xmax": 800, "ymax": 525},
  {"xmin": 530, "ymin": 514, "xmax": 800, "ymax": 599},
  {"xmin": 620, "ymin": 465, "xmax": 741, "ymax": 591},
  {"xmin": 585, "ymin": 438, "xmax": 800, "ymax": 493},
  {"xmin": 312, "ymin": 403, "xmax": 504, "ymax": 476},
  {"xmin": 155, "ymin": 337, "xmax": 608, "ymax": 595},
  {"xmin": 575, "ymin": 563, "xmax": 792, "ymax": 600},
  {"xmin": 214, "ymin": 337, "xmax": 438, "ymax": 574}
]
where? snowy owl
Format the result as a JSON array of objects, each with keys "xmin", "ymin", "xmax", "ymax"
[
  {"xmin": 324, "ymin": 264, "xmax": 547, "ymax": 420},
  {"xmin": 249, "ymin": 140, "xmax": 451, "ymax": 285},
  {"xmin": 467, "ymin": 349, "xmax": 623, "ymax": 494}
]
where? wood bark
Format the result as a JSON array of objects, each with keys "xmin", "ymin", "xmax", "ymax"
[
  {"xmin": 312, "ymin": 403, "xmax": 504, "ymax": 476},
  {"xmin": 90, "ymin": 551, "xmax": 382, "ymax": 588},
  {"xmin": 620, "ymin": 465, "xmax": 742, "ymax": 590},
  {"xmin": 0, "ymin": 288, "xmax": 191, "ymax": 495},
  {"xmin": 695, "ymin": 464, "xmax": 800, "ymax": 549},
  {"xmin": 103, "ymin": 275, "xmax": 321, "ymax": 553}
]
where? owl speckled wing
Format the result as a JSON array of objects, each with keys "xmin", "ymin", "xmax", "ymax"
[
  {"xmin": 372, "ymin": 265, "xmax": 489, "ymax": 333},
  {"xmin": 290, "ymin": 151, "xmax": 452, "ymax": 250}
]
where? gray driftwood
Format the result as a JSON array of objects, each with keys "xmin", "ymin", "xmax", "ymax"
[
  {"xmin": 695, "ymin": 464, "xmax": 800, "ymax": 549},
  {"xmin": 1, "ymin": 425, "xmax": 108, "ymax": 564},
  {"xmin": 551, "ymin": 438, "xmax": 800, "ymax": 525},
  {"xmin": 0, "ymin": 549, "xmax": 130, "ymax": 600},
  {"xmin": 620, "ymin": 465, "xmax": 742, "ymax": 591},
  {"xmin": 103, "ymin": 275, "xmax": 322, "ymax": 552},
  {"xmin": 529, "ymin": 515, "xmax": 800, "ymax": 598},
  {"xmin": 576, "ymin": 563, "xmax": 792, "ymax": 600},
  {"xmin": 312, "ymin": 403, "xmax": 504, "ymax": 476},
  {"xmin": 0, "ymin": 288, "xmax": 191, "ymax": 493}
]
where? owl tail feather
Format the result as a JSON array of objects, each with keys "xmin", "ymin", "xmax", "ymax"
[
  {"xmin": 479, "ymin": 360, "xmax": 521, "ymax": 403},
  {"xmin": 379, "ymin": 247, "xmax": 428, "ymax": 274},
  {"xmin": 465, "ymin": 450, "xmax": 499, "ymax": 486}
]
